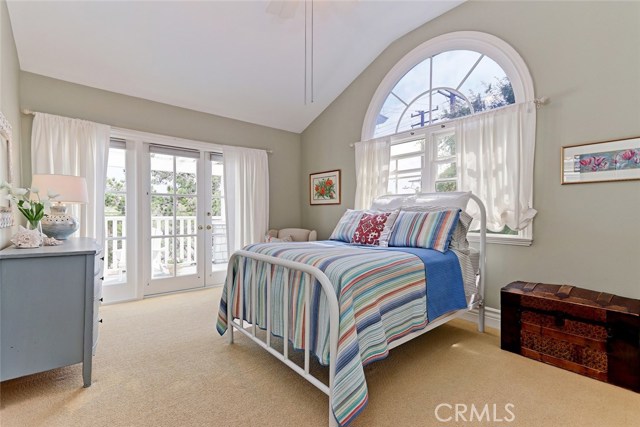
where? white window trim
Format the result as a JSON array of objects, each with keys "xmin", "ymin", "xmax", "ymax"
[
  {"xmin": 468, "ymin": 232, "xmax": 532, "ymax": 247},
  {"xmin": 363, "ymin": 31, "xmax": 535, "ymax": 246}
]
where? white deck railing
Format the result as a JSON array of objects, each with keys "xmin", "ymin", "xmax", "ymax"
[{"xmin": 104, "ymin": 216, "xmax": 228, "ymax": 281}]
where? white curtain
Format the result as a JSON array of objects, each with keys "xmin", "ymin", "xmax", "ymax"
[
  {"xmin": 354, "ymin": 138, "xmax": 391, "ymax": 210},
  {"xmin": 223, "ymin": 146, "xmax": 269, "ymax": 253},
  {"xmin": 31, "ymin": 113, "xmax": 110, "ymax": 241},
  {"xmin": 457, "ymin": 102, "xmax": 537, "ymax": 231}
]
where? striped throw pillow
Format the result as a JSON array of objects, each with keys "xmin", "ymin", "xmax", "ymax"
[
  {"xmin": 329, "ymin": 209, "xmax": 365, "ymax": 242},
  {"xmin": 389, "ymin": 209, "xmax": 461, "ymax": 252},
  {"xmin": 402, "ymin": 206, "xmax": 473, "ymax": 252}
]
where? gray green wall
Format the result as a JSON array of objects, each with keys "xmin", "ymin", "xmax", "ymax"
[
  {"xmin": 0, "ymin": 0, "xmax": 21, "ymax": 248},
  {"xmin": 19, "ymin": 72, "xmax": 302, "ymax": 231},
  {"xmin": 301, "ymin": 1, "xmax": 640, "ymax": 308}
]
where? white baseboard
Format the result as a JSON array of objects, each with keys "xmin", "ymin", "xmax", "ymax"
[{"xmin": 460, "ymin": 306, "xmax": 501, "ymax": 331}]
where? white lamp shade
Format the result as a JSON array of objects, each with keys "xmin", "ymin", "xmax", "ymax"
[{"xmin": 31, "ymin": 174, "xmax": 89, "ymax": 204}]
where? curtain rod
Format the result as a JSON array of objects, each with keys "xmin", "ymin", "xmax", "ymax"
[
  {"xmin": 23, "ymin": 109, "xmax": 274, "ymax": 154},
  {"xmin": 349, "ymin": 97, "xmax": 549, "ymax": 147}
]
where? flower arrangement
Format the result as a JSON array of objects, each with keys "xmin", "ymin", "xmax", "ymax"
[
  {"xmin": 314, "ymin": 177, "xmax": 336, "ymax": 200},
  {"xmin": 0, "ymin": 181, "xmax": 59, "ymax": 228}
]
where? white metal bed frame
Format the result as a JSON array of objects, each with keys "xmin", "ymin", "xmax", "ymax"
[{"xmin": 224, "ymin": 193, "xmax": 486, "ymax": 427}]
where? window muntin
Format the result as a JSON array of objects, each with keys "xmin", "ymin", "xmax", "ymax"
[{"xmin": 374, "ymin": 50, "xmax": 514, "ymax": 138}]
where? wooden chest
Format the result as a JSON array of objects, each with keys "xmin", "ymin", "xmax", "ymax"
[{"xmin": 501, "ymin": 281, "xmax": 640, "ymax": 392}]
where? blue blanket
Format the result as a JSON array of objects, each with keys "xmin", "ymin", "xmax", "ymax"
[{"xmin": 328, "ymin": 241, "xmax": 467, "ymax": 321}]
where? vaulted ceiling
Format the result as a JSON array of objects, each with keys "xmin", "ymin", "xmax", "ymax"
[{"xmin": 7, "ymin": 1, "xmax": 463, "ymax": 133}]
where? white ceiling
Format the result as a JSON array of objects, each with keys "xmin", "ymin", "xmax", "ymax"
[{"xmin": 7, "ymin": 1, "xmax": 464, "ymax": 133}]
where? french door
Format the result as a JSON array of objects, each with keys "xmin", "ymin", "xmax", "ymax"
[{"xmin": 144, "ymin": 145, "xmax": 227, "ymax": 296}]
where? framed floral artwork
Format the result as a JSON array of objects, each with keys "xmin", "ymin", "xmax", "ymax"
[
  {"xmin": 561, "ymin": 136, "xmax": 640, "ymax": 184},
  {"xmin": 310, "ymin": 169, "xmax": 341, "ymax": 205}
]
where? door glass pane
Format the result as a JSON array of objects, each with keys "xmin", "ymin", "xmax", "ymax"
[
  {"xmin": 151, "ymin": 215, "xmax": 173, "ymax": 237},
  {"xmin": 106, "ymin": 148, "xmax": 126, "ymax": 191},
  {"xmin": 175, "ymin": 215, "xmax": 197, "ymax": 236},
  {"xmin": 106, "ymin": 211, "xmax": 126, "ymax": 238},
  {"xmin": 176, "ymin": 196, "xmax": 197, "ymax": 218},
  {"xmin": 176, "ymin": 157, "xmax": 197, "ymax": 195},
  {"xmin": 176, "ymin": 236, "xmax": 197, "ymax": 277},
  {"xmin": 152, "ymin": 237, "xmax": 174, "ymax": 279},
  {"xmin": 150, "ymin": 154, "xmax": 174, "ymax": 194},
  {"xmin": 105, "ymin": 146, "xmax": 127, "ymax": 286},
  {"xmin": 151, "ymin": 195, "xmax": 174, "ymax": 217}
]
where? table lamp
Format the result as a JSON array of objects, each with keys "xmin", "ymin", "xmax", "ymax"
[{"xmin": 31, "ymin": 174, "xmax": 89, "ymax": 240}]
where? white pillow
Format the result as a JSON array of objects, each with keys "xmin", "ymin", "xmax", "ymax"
[
  {"xmin": 409, "ymin": 191, "xmax": 472, "ymax": 210},
  {"xmin": 377, "ymin": 209, "xmax": 400, "ymax": 247},
  {"xmin": 370, "ymin": 195, "xmax": 410, "ymax": 212}
]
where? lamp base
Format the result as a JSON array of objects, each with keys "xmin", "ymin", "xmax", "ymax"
[{"xmin": 42, "ymin": 204, "xmax": 79, "ymax": 240}]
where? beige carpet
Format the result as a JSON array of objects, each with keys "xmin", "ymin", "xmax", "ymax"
[{"xmin": 1, "ymin": 287, "xmax": 639, "ymax": 427}]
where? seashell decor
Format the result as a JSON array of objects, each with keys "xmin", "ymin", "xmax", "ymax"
[
  {"xmin": 10, "ymin": 226, "xmax": 43, "ymax": 248},
  {"xmin": 10, "ymin": 226, "xmax": 63, "ymax": 248}
]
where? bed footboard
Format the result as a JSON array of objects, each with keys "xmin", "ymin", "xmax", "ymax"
[
  {"xmin": 224, "ymin": 250, "xmax": 341, "ymax": 427},
  {"xmin": 222, "ymin": 192, "xmax": 487, "ymax": 426}
]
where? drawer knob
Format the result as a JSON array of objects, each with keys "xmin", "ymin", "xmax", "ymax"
[
  {"xmin": 100, "ymin": 257, "xmax": 104, "ymax": 261},
  {"xmin": 100, "ymin": 277, "xmax": 104, "ymax": 281},
  {"xmin": 100, "ymin": 298, "xmax": 103, "ymax": 302},
  {"xmin": 99, "ymin": 319, "xmax": 103, "ymax": 323}
]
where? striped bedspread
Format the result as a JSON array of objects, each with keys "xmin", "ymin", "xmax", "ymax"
[{"xmin": 216, "ymin": 241, "xmax": 463, "ymax": 426}]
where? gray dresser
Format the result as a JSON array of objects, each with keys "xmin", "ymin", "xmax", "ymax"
[{"xmin": 0, "ymin": 238, "xmax": 102, "ymax": 387}]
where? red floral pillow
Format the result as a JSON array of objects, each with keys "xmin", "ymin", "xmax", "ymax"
[{"xmin": 351, "ymin": 212, "xmax": 392, "ymax": 246}]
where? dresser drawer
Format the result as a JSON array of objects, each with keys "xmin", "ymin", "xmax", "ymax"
[
  {"xmin": 93, "ymin": 296, "xmax": 101, "ymax": 351},
  {"xmin": 94, "ymin": 277, "xmax": 103, "ymax": 301},
  {"xmin": 94, "ymin": 255, "xmax": 103, "ymax": 277}
]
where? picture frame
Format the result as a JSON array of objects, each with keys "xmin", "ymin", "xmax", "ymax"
[
  {"xmin": 561, "ymin": 136, "xmax": 640, "ymax": 185},
  {"xmin": 309, "ymin": 169, "xmax": 341, "ymax": 205}
]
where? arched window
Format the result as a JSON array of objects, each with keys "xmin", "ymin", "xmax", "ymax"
[
  {"xmin": 361, "ymin": 32, "xmax": 536, "ymax": 243},
  {"xmin": 373, "ymin": 50, "xmax": 514, "ymax": 138},
  {"xmin": 363, "ymin": 31, "xmax": 534, "ymax": 141}
]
